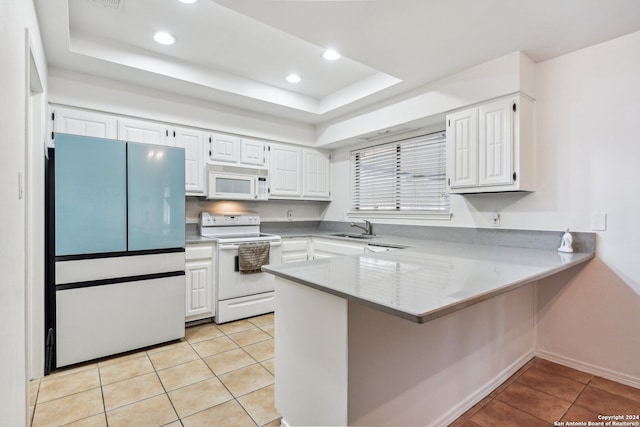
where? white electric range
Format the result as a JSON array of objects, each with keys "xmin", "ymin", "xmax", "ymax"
[{"xmin": 200, "ymin": 212, "xmax": 281, "ymax": 323}]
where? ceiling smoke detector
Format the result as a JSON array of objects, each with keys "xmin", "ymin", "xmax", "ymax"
[{"xmin": 92, "ymin": 0, "xmax": 125, "ymax": 11}]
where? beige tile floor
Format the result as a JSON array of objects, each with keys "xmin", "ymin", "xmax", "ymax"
[{"xmin": 29, "ymin": 314, "xmax": 280, "ymax": 427}]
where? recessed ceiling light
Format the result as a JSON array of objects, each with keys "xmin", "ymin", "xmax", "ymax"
[
  {"xmin": 153, "ymin": 31, "xmax": 175, "ymax": 45},
  {"xmin": 178, "ymin": 0, "xmax": 198, "ymax": 3},
  {"xmin": 323, "ymin": 49, "xmax": 341, "ymax": 61},
  {"xmin": 286, "ymin": 74, "xmax": 301, "ymax": 83}
]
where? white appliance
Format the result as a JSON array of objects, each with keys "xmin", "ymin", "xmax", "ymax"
[
  {"xmin": 207, "ymin": 164, "xmax": 268, "ymax": 200},
  {"xmin": 200, "ymin": 212, "xmax": 281, "ymax": 323}
]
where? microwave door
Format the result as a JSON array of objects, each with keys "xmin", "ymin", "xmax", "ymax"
[{"xmin": 211, "ymin": 174, "xmax": 255, "ymax": 200}]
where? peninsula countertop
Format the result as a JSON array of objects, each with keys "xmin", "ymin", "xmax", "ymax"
[{"xmin": 262, "ymin": 241, "xmax": 593, "ymax": 323}]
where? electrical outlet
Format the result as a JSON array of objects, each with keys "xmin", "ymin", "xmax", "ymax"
[
  {"xmin": 491, "ymin": 212, "xmax": 500, "ymax": 227},
  {"xmin": 287, "ymin": 210, "xmax": 294, "ymax": 220}
]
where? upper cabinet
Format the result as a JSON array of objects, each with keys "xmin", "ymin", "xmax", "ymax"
[
  {"xmin": 240, "ymin": 138, "xmax": 266, "ymax": 166},
  {"xmin": 302, "ymin": 149, "xmax": 331, "ymax": 200},
  {"xmin": 268, "ymin": 143, "xmax": 302, "ymax": 198},
  {"xmin": 118, "ymin": 118, "xmax": 170, "ymax": 146},
  {"xmin": 446, "ymin": 95, "xmax": 534, "ymax": 194},
  {"xmin": 209, "ymin": 133, "xmax": 240, "ymax": 163},
  {"xmin": 268, "ymin": 144, "xmax": 331, "ymax": 200},
  {"xmin": 52, "ymin": 106, "xmax": 117, "ymax": 139},
  {"xmin": 175, "ymin": 127, "xmax": 207, "ymax": 195},
  {"xmin": 208, "ymin": 133, "xmax": 266, "ymax": 167}
]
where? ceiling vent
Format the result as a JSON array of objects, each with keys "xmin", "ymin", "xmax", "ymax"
[
  {"xmin": 359, "ymin": 126, "xmax": 419, "ymax": 142},
  {"xmin": 91, "ymin": 0, "xmax": 125, "ymax": 11}
]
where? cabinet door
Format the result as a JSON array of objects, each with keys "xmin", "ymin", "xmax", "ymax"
[
  {"xmin": 269, "ymin": 144, "xmax": 302, "ymax": 197},
  {"xmin": 53, "ymin": 106, "xmax": 117, "ymax": 139},
  {"xmin": 118, "ymin": 118, "xmax": 169, "ymax": 146},
  {"xmin": 447, "ymin": 108, "xmax": 478, "ymax": 189},
  {"xmin": 302, "ymin": 149, "xmax": 331, "ymax": 199},
  {"xmin": 185, "ymin": 260, "xmax": 214, "ymax": 320},
  {"xmin": 478, "ymin": 99, "xmax": 513, "ymax": 187},
  {"xmin": 175, "ymin": 127, "xmax": 206, "ymax": 195},
  {"xmin": 210, "ymin": 133, "xmax": 240, "ymax": 163},
  {"xmin": 240, "ymin": 139, "xmax": 265, "ymax": 166}
]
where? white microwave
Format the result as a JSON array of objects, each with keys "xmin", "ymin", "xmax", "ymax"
[{"xmin": 207, "ymin": 164, "xmax": 268, "ymax": 200}]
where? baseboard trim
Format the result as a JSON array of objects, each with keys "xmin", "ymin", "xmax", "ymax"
[
  {"xmin": 536, "ymin": 350, "xmax": 640, "ymax": 389},
  {"xmin": 434, "ymin": 349, "xmax": 536, "ymax": 427}
]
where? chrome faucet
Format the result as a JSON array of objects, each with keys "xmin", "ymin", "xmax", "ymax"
[{"xmin": 350, "ymin": 220, "xmax": 373, "ymax": 236}]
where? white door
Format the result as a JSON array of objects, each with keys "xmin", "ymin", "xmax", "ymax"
[
  {"xmin": 240, "ymin": 139, "xmax": 265, "ymax": 166},
  {"xmin": 302, "ymin": 149, "xmax": 331, "ymax": 199},
  {"xmin": 269, "ymin": 144, "xmax": 302, "ymax": 197},
  {"xmin": 53, "ymin": 106, "xmax": 117, "ymax": 139},
  {"xmin": 175, "ymin": 127, "xmax": 206, "ymax": 195},
  {"xmin": 210, "ymin": 133, "xmax": 240, "ymax": 163},
  {"xmin": 447, "ymin": 108, "xmax": 478, "ymax": 189},
  {"xmin": 185, "ymin": 260, "xmax": 213, "ymax": 320},
  {"xmin": 118, "ymin": 118, "xmax": 169, "ymax": 146},
  {"xmin": 478, "ymin": 99, "xmax": 513, "ymax": 187}
]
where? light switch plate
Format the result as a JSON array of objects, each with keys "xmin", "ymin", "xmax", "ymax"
[{"xmin": 591, "ymin": 213, "xmax": 607, "ymax": 231}]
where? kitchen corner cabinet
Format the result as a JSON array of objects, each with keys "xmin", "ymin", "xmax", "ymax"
[
  {"xmin": 268, "ymin": 143, "xmax": 303, "ymax": 198},
  {"xmin": 52, "ymin": 106, "xmax": 117, "ymax": 140},
  {"xmin": 302, "ymin": 149, "xmax": 331, "ymax": 200},
  {"xmin": 185, "ymin": 243, "xmax": 215, "ymax": 322},
  {"xmin": 446, "ymin": 95, "xmax": 534, "ymax": 194}
]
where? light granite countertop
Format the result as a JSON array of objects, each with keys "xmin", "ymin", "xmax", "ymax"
[{"xmin": 262, "ymin": 241, "xmax": 593, "ymax": 323}]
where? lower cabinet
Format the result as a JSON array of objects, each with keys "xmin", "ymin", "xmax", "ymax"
[{"xmin": 185, "ymin": 243, "xmax": 215, "ymax": 321}]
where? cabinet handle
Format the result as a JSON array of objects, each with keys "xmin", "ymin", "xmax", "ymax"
[
  {"xmin": 513, "ymin": 103, "xmax": 517, "ymax": 112},
  {"xmin": 513, "ymin": 172, "xmax": 517, "ymax": 181}
]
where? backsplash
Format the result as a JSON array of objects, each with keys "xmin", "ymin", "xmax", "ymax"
[{"xmin": 185, "ymin": 197, "xmax": 329, "ymax": 223}]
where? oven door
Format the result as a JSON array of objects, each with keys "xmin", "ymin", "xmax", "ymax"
[{"xmin": 217, "ymin": 241, "xmax": 282, "ymax": 301}]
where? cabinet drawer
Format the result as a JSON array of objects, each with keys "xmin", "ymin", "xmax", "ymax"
[{"xmin": 186, "ymin": 244, "xmax": 214, "ymax": 260}]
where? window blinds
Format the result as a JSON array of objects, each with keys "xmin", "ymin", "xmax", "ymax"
[{"xmin": 351, "ymin": 132, "xmax": 449, "ymax": 212}]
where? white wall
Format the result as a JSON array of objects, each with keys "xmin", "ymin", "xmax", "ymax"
[
  {"xmin": 327, "ymin": 31, "xmax": 640, "ymax": 383},
  {"xmin": 0, "ymin": 0, "xmax": 48, "ymax": 424}
]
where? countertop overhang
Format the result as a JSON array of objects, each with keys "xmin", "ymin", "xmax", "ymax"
[{"xmin": 263, "ymin": 241, "xmax": 593, "ymax": 323}]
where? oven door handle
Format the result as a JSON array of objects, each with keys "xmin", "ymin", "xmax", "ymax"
[{"xmin": 218, "ymin": 242, "xmax": 282, "ymax": 251}]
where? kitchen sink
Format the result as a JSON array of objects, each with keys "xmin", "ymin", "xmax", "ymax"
[{"xmin": 330, "ymin": 233, "xmax": 377, "ymax": 239}]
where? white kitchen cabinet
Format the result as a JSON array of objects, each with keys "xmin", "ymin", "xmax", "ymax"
[
  {"xmin": 268, "ymin": 143, "xmax": 302, "ymax": 198},
  {"xmin": 185, "ymin": 243, "xmax": 215, "ymax": 322},
  {"xmin": 281, "ymin": 237, "xmax": 310, "ymax": 263},
  {"xmin": 209, "ymin": 132, "xmax": 240, "ymax": 163},
  {"xmin": 240, "ymin": 138, "xmax": 266, "ymax": 166},
  {"xmin": 52, "ymin": 106, "xmax": 117, "ymax": 140},
  {"xmin": 311, "ymin": 237, "xmax": 366, "ymax": 259},
  {"xmin": 446, "ymin": 95, "xmax": 534, "ymax": 193},
  {"xmin": 302, "ymin": 149, "xmax": 331, "ymax": 200},
  {"xmin": 118, "ymin": 117, "xmax": 171, "ymax": 146},
  {"xmin": 175, "ymin": 127, "xmax": 207, "ymax": 195}
]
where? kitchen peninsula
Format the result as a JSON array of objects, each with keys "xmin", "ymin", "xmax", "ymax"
[{"xmin": 263, "ymin": 241, "xmax": 593, "ymax": 427}]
